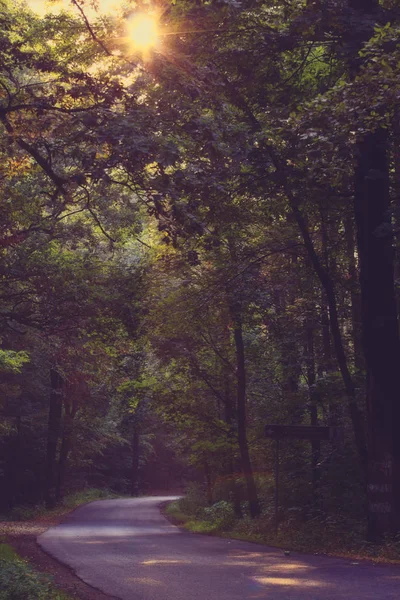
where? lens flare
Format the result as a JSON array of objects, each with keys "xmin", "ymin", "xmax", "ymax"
[{"xmin": 127, "ymin": 14, "xmax": 159, "ymax": 51}]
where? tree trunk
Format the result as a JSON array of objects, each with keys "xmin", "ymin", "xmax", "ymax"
[
  {"xmin": 393, "ymin": 137, "xmax": 400, "ymax": 332},
  {"xmin": 354, "ymin": 128, "xmax": 400, "ymax": 539},
  {"xmin": 290, "ymin": 201, "xmax": 368, "ymax": 480},
  {"xmin": 45, "ymin": 367, "xmax": 63, "ymax": 509},
  {"xmin": 345, "ymin": 213, "xmax": 364, "ymax": 372},
  {"xmin": 56, "ymin": 403, "xmax": 77, "ymax": 502},
  {"xmin": 131, "ymin": 419, "xmax": 140, "ymax": 497},
  {"xmin": 224, "ymin": 371, "xmax": 243, "ymax": 518},
  {"xmin": 204, "ymin": 460, "xmax": 213, "ymax": 505},
  {"xmin": 230, "ymin": 301, "xmax": 260, "ymax": 518},
  {"xmin": 305, "ymin": 322, "xmax": 321, "ymax": 505},
  {"xmin": 226, "ymin": 239, "xmax": 260, "ymax": 518}
]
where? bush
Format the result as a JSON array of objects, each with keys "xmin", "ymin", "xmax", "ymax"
[
  {"xmin": 9, "ymin": 505, "xmax": 43, "ymax": 522},
  {"xmin": 178, "ymin": 484, "xmax": 208, "ymax": 516},
  {"xmin": 203, "ymin": 501, "xmax": 235, "ymax": 530},
  {"xmin": 63, "ymin": 488, "xmax": 118, "ymax": 509},
  {"xmin": 0, "ymin": 558, "xmax": 53, "ymax": 600}
]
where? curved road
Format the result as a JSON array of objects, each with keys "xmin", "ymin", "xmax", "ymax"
[{"xmin": 38, "ymin": 497, "xmax": 400, "ymax": 600}]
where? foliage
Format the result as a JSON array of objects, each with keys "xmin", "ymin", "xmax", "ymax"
[
  {"xmin": 0, "ymin": 556, "xmax": 70, "ymax": 600},
  {"xmin": 177, "ymin": 484, "xmax": 209, "ymax": 517},
  {"xmin": 166, "ymin": 501, "xmax": 400, "ymax": 564},
  {"xmin": 1, "ymin": 0, "xmax": 400, "ymax": 545},
  {"xmin": 0, "ymin": 545, "xmax": 17, "ymax": 562},
  {"xmin": 0, "ymin": 351, "xmax": 30, "ymax": 374},
  {"xmin": 202, "ymin": 501, "xmax": 236, "ymax": 530},
  {"xmin": 62, "ymin": 487, "xmax": 119, "ymax": 508}
]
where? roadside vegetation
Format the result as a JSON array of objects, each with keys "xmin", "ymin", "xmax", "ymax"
[
  {"xmin": 166, "ymin": 489, "xmax": 400, "ymax": 565},
  {"xmin": 1, "ymin": 488, "xmax": 120, "ymax": 523},
  {"xmin": 0, "ymin": 542, "xmax": 71, "ymax": 600},
  {"xmin": 0, "ymin": 488, "xmax": 122, "ymax": 600}
]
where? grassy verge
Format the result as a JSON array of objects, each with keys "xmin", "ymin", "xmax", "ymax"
[
  {"xmin": 2, "ymin": 488, "xmax": 120, "ymax": 523},
  {"xmin": 165, "ymin": 499, "xmax": 400, "ymax": 565},
  {"xmin": 0, "ymin": 541, "xmax": 72, "ymax": 599},
  {"xmin": 0, "ymin": 488, "xmax": 122, "ymax": 599}
]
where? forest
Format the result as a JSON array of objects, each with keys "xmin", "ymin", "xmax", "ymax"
[{"xmin": 1, "ymin": 0, "xmax": 400, "ymax": 549}]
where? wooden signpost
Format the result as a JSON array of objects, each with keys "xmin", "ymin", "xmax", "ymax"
[{"xmin": 265, "ymin": 425, "xmax": 342, "ymax": 530}]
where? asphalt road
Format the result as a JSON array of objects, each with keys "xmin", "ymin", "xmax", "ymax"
[{"xmin": 38, "ymin": 496, "xmax": 400, "ymax": 600}]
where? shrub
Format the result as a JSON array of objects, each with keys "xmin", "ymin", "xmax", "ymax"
[
  {"xmin": 0, "ymin": 558, "xmax": 53, "ymax": 599},
  {"xmin": 203, "ymin": 501, "xmax": 235, "ymax": 530},
  {"xmin": 178, "ymin": 484, "xmax": 208, "ymax": 516},
  {"xmin": 63, "ymin": 488, "xmax": 118, "ymax": 509},
  {"xmin": 9, "ymin": 505, "xmax": 43, "ymax": 522}
]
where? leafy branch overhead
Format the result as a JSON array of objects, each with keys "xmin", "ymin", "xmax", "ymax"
[{"xmin": 1, "ymin": 0, "xmax": 400, "ymax": 547}]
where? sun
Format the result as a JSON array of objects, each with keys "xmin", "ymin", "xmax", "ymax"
[{"xmin": 127, "ymin": 13, "xmax": 159, "ymax": 52}]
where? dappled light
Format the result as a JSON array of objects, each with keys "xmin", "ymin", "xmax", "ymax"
[
  {"xmin": 126, "ymin": 577, "xmax": 163, "ymax": 586},
  {"xmin": 37, "ymin": 498, "xmax": 400, "ymax": 600},
  {"xmin": 27, "ymin": 0, "xmax": 124, "ymax": 16},
  {"xmin": 142, "ymin": 559, "xmax": 192, "ymax": 565},
  {"xmin": 253, "ymin": 576, "xmax": 329, "ymax": 588}
]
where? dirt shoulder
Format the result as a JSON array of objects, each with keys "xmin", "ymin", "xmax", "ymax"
[{"xmin": 1, "ymin": 512, "xmax": 117, "ymax": 600}]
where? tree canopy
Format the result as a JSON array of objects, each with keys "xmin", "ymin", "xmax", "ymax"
[{"xmin": 1, "ymin": 0, "xmax": 400, "ymax": 544}]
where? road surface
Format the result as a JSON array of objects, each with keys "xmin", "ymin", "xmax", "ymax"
[{"xmin": 38, "ymin": 496, "xmax": 400, "ymax": 600}]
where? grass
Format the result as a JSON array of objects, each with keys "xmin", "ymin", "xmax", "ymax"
[
  {"xmin": 166, "ymin": 502, "xmax": 225, "ymax": 534},
  {"xmin": 63, "ymin": 487, "xmax": 120, "ymax": 509},
  {"xmin": 2, "ymin": 487, "xmax": 120, "ymax": 522},
  {"xmin": 166, "ymin": 500, "xmax": 400, "ymax": 565},
  {"xmin": 0, "ymin": 542, "xmax": 72, "ymax": 599},
  {"xmin": 0, "ymin": 541, "xmax": 18, "ymax": 561},
  {"xmin": 0, "ymin": 487, "xmax": 121, "ymax": 598},
  {"xmin": 0, "ymin": 488, "xmax": 122, "ymax": 600}
]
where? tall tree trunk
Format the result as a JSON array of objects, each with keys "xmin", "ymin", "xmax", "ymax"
[
  {"xmin": 290, "ymin": 201, "xmax": 368, "ymax": 480},
  {"xmin": 354, "ymin": 128, "xmax": 400, "ymax": 539},
  {"xmin": 345, "ymin": 213, "xmax": 364, "ymax": 372},
  {"xmin": 305, "ymin": 322, "xmax": 321, "ymax": 505},
  {"xmin": 345, "ymin": 0, "xmax": 400, "ymax": 539},
  {"xmin": 226, "ymin": 240, "xmax": 260, "ymax": 518},
  {"xmin": 45, "ymin": 367, "xmax": 63, "ymax": 509},
  {"xmin": 319, "ymin": 298, "xmax": 333, "ymax": 376},
  {"xmin": 131, "ymin": 418, "xmax": 140, "ymax": 497},
  {"xmin": 230, "ymin": 300, "xmax": 260, "ymax": 518},
  {"xmin": 204, "ymin": 460, "xmax": 213, "ymax": 505},
  {"xmin": 56, "ymin": 403, "xmax": 77, "ymax": 502},
  {"xmin": 393, "ymin": 130, "xmax": 400, "ymax": 330},
  {"xmin": 224, "ymin": 371, "xmax": 243, "ymax": 518}
]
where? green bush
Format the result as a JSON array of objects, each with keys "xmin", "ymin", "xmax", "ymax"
[
  {"xmin": 9, "ymin": 505, "xmax": 43, "ymax": 522},
  {"xmin": 0, "ymin": 558, "xmax": 53, "ymax": 600},
  {"xmin": 203, "ymin": 501, "xmax": 235, "ymax": 530},
  {"xmin": 63, "ymin": 488, "xmax": 118, "ymax": 509},
  {"xmin": 178, "ymin": 484, "xmax": 208, "ymax": 516}
]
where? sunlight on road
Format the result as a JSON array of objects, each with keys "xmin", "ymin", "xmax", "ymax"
[
  {"xmin": 38, "ymin": 497, "xmax": 400, "ymax": 600},
  {"xmin": 263, "ymin": 562, "xmax": 316, "ymax": 571},
  {"xmin": 127, "ymin": 577, "xmax": 163, "ymax": 586},
  {"xmin": 44, "ymin": 524, "xmax": 179, "ymax": 538},
  {"xmin": 142, "ymin": 559, "xmax": 192, "ymax": 565},
  {"xmin": 253, "ymin": 575, "xmax": 329, "ymax": 587}
]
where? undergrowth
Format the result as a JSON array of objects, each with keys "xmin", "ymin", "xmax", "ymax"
[
  {"xmin": 0, "ymin": 488, "xmax": 122, "ymax": 599},
  {"xmin": 3, "ymin": 488, "xmax": 119, "ymax": 522},
  {"xmin": 0, "ymin": 543, "xmax": 71, "ymax": 600},
  {"xmin": 166, "ymin": 498, "xmax": 400, "ymax": 565}
]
